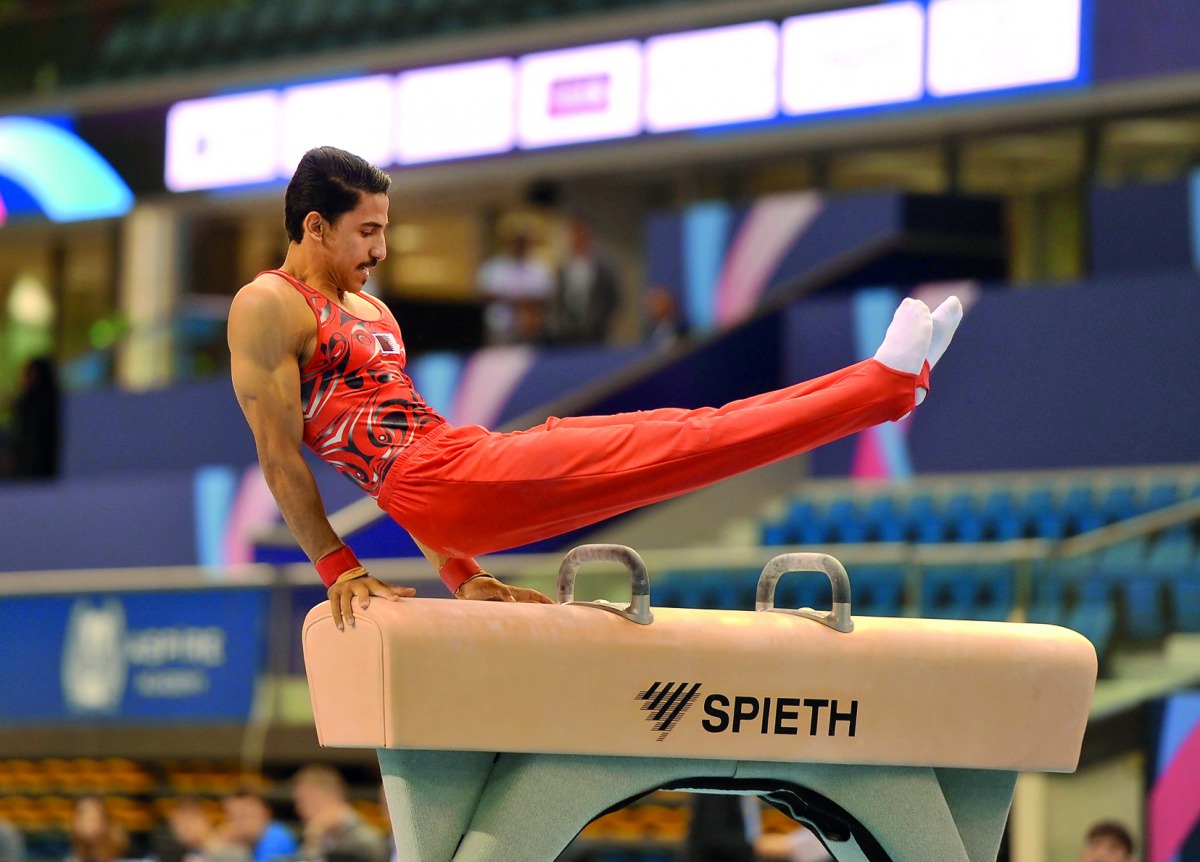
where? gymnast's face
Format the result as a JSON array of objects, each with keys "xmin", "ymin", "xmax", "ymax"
[{"xmin": 306, "ymin": 191, "xmax": 389, "ymax": 295}]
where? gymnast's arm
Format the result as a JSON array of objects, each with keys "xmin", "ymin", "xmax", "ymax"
[{"xmin": 228, "ymin": 281, "xmax": 414, "ymax": 628}]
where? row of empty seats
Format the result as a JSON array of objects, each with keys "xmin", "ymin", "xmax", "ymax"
[
  {"xmin": 86, "ymin": 0, "xmax": 686, "ymax": 84},
  {"xmin": 654, "ymin": 526, "xmax": 1200, "ymax": 675},
  {"xmin": 760, "ymin": 477, "xmax": 1196, "ymax": 547}
]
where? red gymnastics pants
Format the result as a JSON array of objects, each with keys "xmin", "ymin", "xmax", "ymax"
[{"xmin": 375, "ymin": 358, "xmax": 928, "ymax": 559}]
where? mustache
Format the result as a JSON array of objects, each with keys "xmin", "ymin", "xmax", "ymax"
[{"xmin": 361, "ymin": 257, "xmax": 379, "ymax": 268}]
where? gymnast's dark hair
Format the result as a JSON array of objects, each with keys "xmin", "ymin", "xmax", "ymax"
[{"xmin": 284, "ymin": 147, "xmax": 391, "ymax": 243}]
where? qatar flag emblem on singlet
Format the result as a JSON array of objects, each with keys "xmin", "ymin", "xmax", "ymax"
[{"xmin": 375, "ymin": 332, "xmax": 403, "ymax": 355}]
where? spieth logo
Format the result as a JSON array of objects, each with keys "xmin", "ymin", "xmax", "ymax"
[
  {"xmin": 61, "ymin": 598, "xmax": 128, "ymax": 715},
  {"xmin": 635, "ymin": 681, "xmax": 702, "ymax": 741}
]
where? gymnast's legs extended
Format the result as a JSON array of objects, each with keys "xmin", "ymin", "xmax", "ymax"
[{"xmin": 378, "ymin": 297, "xmax": 962, "ymax": 559}]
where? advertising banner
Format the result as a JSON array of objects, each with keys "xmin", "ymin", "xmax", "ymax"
[{"xmin": 0, "ymin": 588, "xmax": 268, "ymax": 724}]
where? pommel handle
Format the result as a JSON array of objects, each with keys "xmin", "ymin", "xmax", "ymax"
[
  {"xmin": 556, "ymin": 544, "xmax": 653, "ymax": 625},
  {"xmin": 755, "ymin": 552, "xmax": 854, "ymax": 633}
]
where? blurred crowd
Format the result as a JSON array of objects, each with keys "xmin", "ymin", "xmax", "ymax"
[
  {"xmin": 0, "ymin": 761, "xmax": 1142, "ymax": 862},
  {"xmin": 475, "ymin": 213, "xmax": 687, "ymax": 352},
  {"xmin": 0, "ymin": 765, "xmax": 391, "ymax": 862}
]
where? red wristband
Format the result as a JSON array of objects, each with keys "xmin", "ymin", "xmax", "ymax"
[
  {"xmin": 439, "ymin": 556, "xmax": 483, "ymax": 593},
  {"xmin": 315, "ymin": 546, "xmax": 366, "ymax": 589}
]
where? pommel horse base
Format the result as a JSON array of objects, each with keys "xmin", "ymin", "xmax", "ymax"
[{"xmin": 303, "ymin": 546, "xmax": 1097, "ymax": 862}]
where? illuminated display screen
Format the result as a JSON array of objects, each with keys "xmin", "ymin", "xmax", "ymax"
[
  {"xmin": 281, "ymin": 76, "xmax": 395, "ymax": 172},
  {"xmin": 927, "ymin": 0, "xmax": 1083, "ymax": 97},
  {"xmin": 644, "ymin": 22, "xmax": 780, "ymax": 133},
  {"xmin": 159, "ymin": 1, "xmax": 1090, "ymax": 192},
  {"xmin": 165, "ymin": 91, "xmax": 279, "ymax": 192},
  {"xmin": 780, "ymin": 2, "xmax": 925, "ymax": 116},
  {"xmin": 517, "ymin": 41, "xmax": 642, "ymax": 149},
  {"xmin": 395, "ymin": 59, "xmax": 516, "ymax": 164}
]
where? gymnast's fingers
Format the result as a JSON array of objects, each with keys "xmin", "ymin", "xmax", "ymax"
[
  {"xmin": 511, "ymin": 586, "xmax": 554, "ymax": 604},
  {"xmin": 367, "ymin": 578, "xmax": 416, "ymax": 600},
  {"xmin": 326, "ymin": 583, "xmax": 351, "ymax": 630},
  {"xmin": 352, "ymin": 577, "xmax": 375, "ymax": 611}
]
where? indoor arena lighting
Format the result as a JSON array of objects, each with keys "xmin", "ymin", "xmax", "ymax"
[
  {"xmin": 780, "ymin": 2, "xmax": 925, "ymax": 116},
  {"xmin": 163, "ymin": 0, "xmax": 1089, "ymax": 192},
  {"xmin": 0, "ymin": 117, "xmax": 132, "ymax": 222}
]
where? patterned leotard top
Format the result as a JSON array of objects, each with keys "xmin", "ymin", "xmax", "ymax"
[{"xmin": 265, "ymin": 270, "xmax": 446, "ymax": 496}]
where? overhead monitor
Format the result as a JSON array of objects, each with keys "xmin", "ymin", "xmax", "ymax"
[
  {"xmin": 394, "ymin": 58, "xmax": 517, "ymax": 164},
  {"xmin": 780, "ymin": 2, "xmax": 925, "ymax": 116},
  {"xmin": 281, "ymin": 75, "xmax": 395, "ymax": 172},
  {"xmin": 927, "ymin": 0, "xmax": 1084, "ymax": 97},
  {"xmin": 644, "ymin": 21, "xmax": 779, "ymax": 133},
  {"xmin": 517, "ymin": 41, "xmax": 643, "ymax": 149},
  {"xmin": 165, "ymin": 90, "xmax": 280, "ymax": 192}
]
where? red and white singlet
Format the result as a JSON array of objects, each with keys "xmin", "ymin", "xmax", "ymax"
[{"xmin": 264, "ymin": 270, "xmax": 446, "ymax": 496}]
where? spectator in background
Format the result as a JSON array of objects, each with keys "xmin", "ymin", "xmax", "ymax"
[
  {"xmin": 643, "ymin": 286, "xmax": 688, "ymax": 351},
  {"xmin": 0, "ymin": 818, "xmax": 24, "ymax": 862},
  {"xmin": 1080, "ymin": 821, "xmax": 1135, "ymax": 862},
  {"xmin": 5, "ymin": 355, "xmax": 60, "ymax": 479},
  {"xmin": 291, "ymin": 765, "xmax": 386, "ymax": 862},
  {"xmin": 475, "ymin": 228, "xmax": 554, "ymax": 345},
  {"xmin": 221, "ymin": 789, "xmax": 296, "ymax": 862},
  {"xmin": 551, "ymin": 219, "xmax": 620, "ymax": 345},
  {"xmin": 167, "ymin": 799, "xmax": 247, "ymax": 862},
  {"xmin": 66, "ymin": 797, "xmax": 128, "ymax": 862}
]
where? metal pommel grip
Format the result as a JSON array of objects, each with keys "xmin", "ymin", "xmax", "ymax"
[
  {"xmin": 755, "ymin": 552, "xmax": 854, "ymax": 633},
  {"xmin": 556, "ymin": 544, "xmax": 653, "ymax": 625}
]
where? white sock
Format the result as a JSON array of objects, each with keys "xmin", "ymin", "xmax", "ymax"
[
  {"xmin": 928, "ymin": 295, "xmax": 964, "ymax": 370},
  {"xmin": 873, "ymin": 297, "xmax": 932, "ymax": 375}
]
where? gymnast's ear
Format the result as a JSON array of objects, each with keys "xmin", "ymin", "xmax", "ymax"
[{"xmin": 304, "ymin": 211, "xmax": 325, "ymax": 242}]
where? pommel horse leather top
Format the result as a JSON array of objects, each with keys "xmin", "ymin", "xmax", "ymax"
[{"xmin": 304, "ymin": 547, "xmax": 1096, "ymax": 774}]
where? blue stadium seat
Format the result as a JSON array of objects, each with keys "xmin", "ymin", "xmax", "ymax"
[
  {"xmin": 785, "ymin": 499, "xmax": 820, "ymax": 544},
  {"xmin": 851, "ymin": 566, "xmax": 906, "ymax": 617},
  {"xmin": 1025, "ymin": 487, "xmax": 1067, "ymax": 539},
  {"xmin": 826, "ymin": 498, "xmax": 864, "ymax": 544},
  {"xmin": 863, "ymin": 496, "xmax": 904, "ymax": 543},
  {"xmin": 760, "ymin": 520, "xmax": 788, "ymax": 547},
  {"xmin": 979, "ymin": 488, "xmax": 1020, "ymax": 540},
  {"xmin": 94, "ymin": 20, "xmax": 141, "ymax": 80},
  {"xmin": 1102, "ymin": 483, "xmax": 1139, "ymax": 524},
  {"xmin": 905, "ymin": 494, "xmax": 947, "ymax": 543},
  {"xmin": 919, "ymin": 566, "xmax": 969, "ymax": 619},
  {"xmin": 1062, "ymin": 485, "xmax": 1101, "ymax": 535},
  {"xmin": 1120, "ymin": 576, "xmax": 1167, "ymax": 642},
  {"xmin": 1026, "ymin": 572, "xmax": 1069, "ymax": 627},
  {"xmin": 973, "ymin": 564, "xmax": 1017, "ymax": 621},
  {"xmin": 1143, "ymin": 481, "xmax": 1180, "ymax": 514},
  {"xmin": 1146, "ymin": 526, "xmax": 1195, "ymax": 577},
  {"xmin": 920, "ymin": 565, "xmax": 1015, "ymax": 621},
  {"xmin": 942, "ymin": 492, "xmax": 980, "ymax": 542},
  {"xmin": 1171, "ymin": 576, "xmax": 1200, "ymax": 633},
  {"xmin": 1095, "ymin": 538, "xmax": 1149, "ymax": 579},
  {"xmin": 1066, "ymin": 599, "xmax": 1116, "ymax": 663}
]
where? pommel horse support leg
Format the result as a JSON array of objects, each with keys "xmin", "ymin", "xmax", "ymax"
[{"xmin": 303, "ymin": 546, "xmax": 1097, "ymax": 862}]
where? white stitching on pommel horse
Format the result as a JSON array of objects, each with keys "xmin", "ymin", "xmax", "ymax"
[{"xmin": 302, "ymin": 546, "xmax": 1097, "ymax": 862}]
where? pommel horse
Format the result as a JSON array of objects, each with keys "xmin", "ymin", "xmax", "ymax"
[{"xmin": 303, "ymin": 545, "xmax": 1097, "ymax": 862}]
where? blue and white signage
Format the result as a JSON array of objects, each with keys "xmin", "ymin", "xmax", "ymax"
[
  {"xmin": 0, "ymin": 588, "xmax": 268, "ymax": 723},
  {"xmin": 163, "ymin": 0, "xmax": 1091, "ymax": 191},
  {"xmin": 780, "ymin": 3, "xmax": 925, "ymax": 117},
  {"xmin": 395, "ymin": 58, "xmax": 516, "ymax": 164},
  {"xmin": 517, "ymin": 41, "xmax": 643, "ymax": 149},
  {"xmin": 927, "ymin": 0, "xmax": 1085, "ymax": 97}
]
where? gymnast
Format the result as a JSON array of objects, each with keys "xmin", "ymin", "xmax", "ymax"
[{"xmin": 228, "ymin": 146, "xmax": 963, "ymax": 629}]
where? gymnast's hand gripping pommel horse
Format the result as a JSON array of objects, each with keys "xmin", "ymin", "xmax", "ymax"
[{"xmin": 302, "ymin": 545, "xmax": 1097, "ymax": 862}]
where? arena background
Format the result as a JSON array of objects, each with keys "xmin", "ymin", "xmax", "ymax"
[{"xmin": 2, "ymin": 1, "xmax": 1200, "ymax": 861}]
